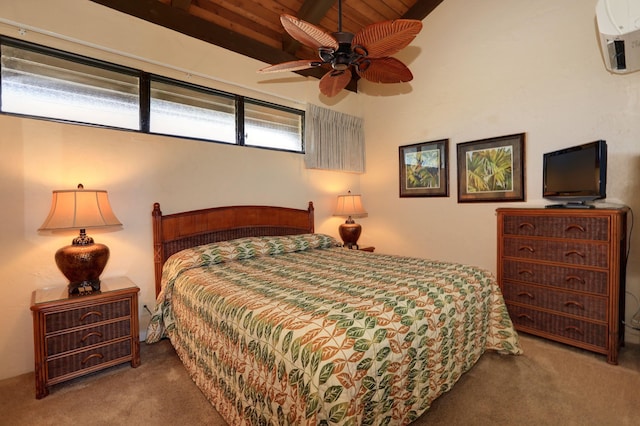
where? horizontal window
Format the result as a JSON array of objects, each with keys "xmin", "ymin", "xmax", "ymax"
[
  {"xmin": 150, "ymin": 78, "xmax": 235, "ymax": 144},
  {"xmin": 1, "ymin": 42, "xmax": 140, "ymax": 129},
  {"xmin": 0, "ymin": 36, "xmax": 304, "ymax": 153},
  {"xmin": 244, "ymin": 99, "xmax": 303, "ymax": 152}
]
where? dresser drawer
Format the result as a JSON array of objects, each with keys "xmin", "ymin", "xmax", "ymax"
[
  {"xmin": 503, "ymin": 238, "xmax": 608, "ymax": 268},
  {"xmin": 506, "ymin": 304, "xmax": 606, "ymax": 348},
  {"xmin": 45, "ymin": 319, "xmax": 131, "ymax": 356},
  {"xmin": 502, "ymin": 259, "xmax": 608, "ymax": 295},
  {"xmin": 47, "ymin": 339, "xmax": 132, "ymax": 381},
  {"xmin": 502, "ymin": 215, "xmax": 609, "ymax": 241},
  {"xmin": 45, "ymin": 299, "xmax": 131, "ymax": 333},
  {"xmin": 502, "ymin": 282, "xmax": 607, "ymax": 321}
]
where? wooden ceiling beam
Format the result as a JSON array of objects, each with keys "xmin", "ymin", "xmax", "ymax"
[
  {"xmin": 171, "ymin": 0, "xmax": 192, "ymax": 11},
  {"xmin": 402, "ymin": 0, "xmax": 444, "ymax": 20}
]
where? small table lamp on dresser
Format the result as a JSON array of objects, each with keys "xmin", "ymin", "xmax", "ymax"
[
  {"xmin": 334, "ymin": 191, "xmax": 368, "ymax": 249},
  {"xmin": 38, "ymin": 183, "xmax": 122, "ymax": 295}
]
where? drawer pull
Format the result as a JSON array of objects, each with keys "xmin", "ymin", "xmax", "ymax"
[
  {"xmin": 80, "ymin": 353, "xmax": 104, "ymax": 365},
  {"xmin": 80, "ymin": 331, "xmax": 103, "ymax": 343},
  {"xmin": 564, "ymin": 250, "xmax": 585, "ymax": 258},
  {"xmin": 564, "ymin": 326, "xmax": 584, "ymax": 335},
  {"xmin": 518, "ymin": 222, "xmax": 535, "ymax": 231},
  {"xmin": 517, "ymin": 314, "xmax": 534, "ymax": 322},
  {"xmin": 517, "ymin": 291, "xmax": 535, "ymax": 299},
  {"xmin": 565, "ymin": 275, "xmax": 586, "ymax": 284},
  {"xmin": 565, "ymin": 224, "xmax": 586, "ymax": 233},
  {"xmin": 564, "ymin": 301, "xmax": 585, "ymax": 310},
  {"xmin": 519, "ymin": 246, "xmax": 535, "ymax": 253},
  {"xmin": 79, "ymin": 311, "xmax": 103, "ymax": 322},
  {"xmin": 518, "ymin": 269, "xmax": 534, "ymax": 276}
]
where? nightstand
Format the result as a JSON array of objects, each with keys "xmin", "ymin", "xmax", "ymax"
[
  {"xmin": 30, "ymin": 276, "xmax": 140, "ymax": 399},
  {"xmin": 345, "ymin": 245, "xmax": 375, "ymax": 252}
]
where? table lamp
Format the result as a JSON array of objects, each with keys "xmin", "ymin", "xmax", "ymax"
[
  {"xmin": 39, "ymin": 184, "xmax": 122, "ymax": 295},
  {"xmin": 333, "ymin": 191, "xmax": 368, "ymax": 249}
]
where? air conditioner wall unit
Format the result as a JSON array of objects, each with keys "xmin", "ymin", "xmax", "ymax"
[{"xmin": 596, "ymin": 0, "xmax": 640, "ymax": 73}]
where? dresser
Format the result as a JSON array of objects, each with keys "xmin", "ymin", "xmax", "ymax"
[
  {"xmin": 496, "ymin": 207, "xmax": 628, "ymax": 364},
  {"xmin": 31, "ymin": 276, "xmax": 140, "ymax": 398}
]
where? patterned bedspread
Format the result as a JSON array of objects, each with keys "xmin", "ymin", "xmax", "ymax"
[{"xmin": 147, "ymin": 234, "xmax": 521, "ymax": 425}]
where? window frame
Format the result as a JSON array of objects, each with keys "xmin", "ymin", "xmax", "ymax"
[{"xmin": 0, "ymin": 35, "xmax": 305, "ymax": 153}]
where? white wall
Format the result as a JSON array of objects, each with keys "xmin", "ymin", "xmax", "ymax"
[
  {"xmin": 0, "ymin": 0, "xmax": 363, "ymax": 380},
  {"xmin": 362, "ymin": 0, "xmax": 640, "ymax": 345}
]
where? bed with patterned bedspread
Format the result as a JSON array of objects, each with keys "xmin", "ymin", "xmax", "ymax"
[{"xmin": 146, "ymin": 233, "xmax": 521, "ymax": 425}]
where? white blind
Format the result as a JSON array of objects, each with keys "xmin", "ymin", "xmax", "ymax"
[{"xmin": 304, "ymin": 103, "xmax": 365, "ymax": 173}]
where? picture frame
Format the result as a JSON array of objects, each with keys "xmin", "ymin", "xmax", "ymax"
[
  {"xmin": 456, "ymin": 133, "xmax": 525, "ymax": 203},
  {"xmin": 399, "ymin": 139, "xmax": 449, "ymax": 197}
]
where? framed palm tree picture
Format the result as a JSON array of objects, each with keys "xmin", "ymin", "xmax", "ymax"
[
  {"xmin": 399, "ymin": 139, "xmax": 449, "ymax": 197},
  {"xmin": 456, "ymin": 133, "xmax": 525, "ymax": 202}
]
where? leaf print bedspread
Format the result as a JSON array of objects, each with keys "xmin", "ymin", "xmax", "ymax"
[{"xmin": 146, "ymin": 234, "xmax": 522, "ymax": 425}]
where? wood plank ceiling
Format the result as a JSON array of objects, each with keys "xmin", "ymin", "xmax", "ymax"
[{"xmin": 90, "ymin": 0, "xmax": 443, "ymax": 89}]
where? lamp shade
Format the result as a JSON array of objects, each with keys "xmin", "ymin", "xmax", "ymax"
[
  {"xmin": 333, "ymin": 192, "xmax": 368, "ymax": 218},
  {"xmin": 39, "ymin": 185, "xmax": 122, "ymax": 231}
]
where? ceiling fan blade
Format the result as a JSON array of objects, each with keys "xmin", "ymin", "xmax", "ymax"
[
  {"xmin": 258, "ymin": 59, "xmax": 319, "ymax": 73},
  {"xmin": 319, "ymin": 69, "xmax": 352, "ymax": 97},
  {"xmin": 280, "ymin": 14, "xmax": 338, "ymax": 50},
  {"xmin": 356, "ymin": 57, "xmax": 414, "ymax": 83},
  {"xmin": 353, "ymin": 20, "xmax": 422, "ymax": 58}
]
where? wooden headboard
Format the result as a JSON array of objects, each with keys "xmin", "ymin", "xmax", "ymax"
[{"xmin": 152, "ymin": 202, "xmax": 315, "ymax": 296}]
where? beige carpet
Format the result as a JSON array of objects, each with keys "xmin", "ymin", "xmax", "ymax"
[{"xmin": 2, "ymin": 334, "xmax": 639, "ymax": 425}]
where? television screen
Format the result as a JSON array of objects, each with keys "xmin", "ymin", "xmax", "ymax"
[{"xmin": 543, "ymin": 140, "xmax": 607, "ymax": 207}]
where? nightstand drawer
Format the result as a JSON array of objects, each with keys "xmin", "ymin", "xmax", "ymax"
[
  {"xmin": 47, "ymin": 339, "xmax": 132, "ymax": 381},
  {"xmin": 503, "ymin": 238, "xmax": 608, "ymax": 268},
  {"xmin": 46, "ymin": 319, "xmax": 131, "ymax": 356},
  {"xmin": 45, "ymin": 299, "xmax": 131, "ymax": 333},
  {"xmin": 502, "ymin": 215, "xmax": 609, "ymax": 241},
  {"xmin": 502, "ymin": 282, "xmax": 607, "ymax": 321},
  {"xmin": 502, "ymin": 259, "xmax": 608, "ymax": 295}
]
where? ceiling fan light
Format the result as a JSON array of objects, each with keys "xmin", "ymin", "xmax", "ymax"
[
  {"xmin": 319, "ymin": 47, "xmax": 335, "ymax": 62},
  {"xmin": 352, "ymin": 45, "xmax": 368, "ymax": 58}
]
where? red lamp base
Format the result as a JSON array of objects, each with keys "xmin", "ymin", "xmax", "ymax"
[
  {"xmin": 339, "ymin": 222, "xmax": 362, "ymax": 249},
  {"xmin": 55, "ymin": 239, "xmax": 110, "ymax": 295}
]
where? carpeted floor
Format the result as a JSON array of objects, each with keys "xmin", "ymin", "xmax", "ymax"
[{"xmin": 2, "ymin": 334, "xmax": 639, "ymax": 425}]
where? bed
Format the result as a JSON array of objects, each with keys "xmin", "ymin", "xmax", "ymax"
[{"xmin": 146, "ymin": 202, "xmax": 522, "ymax": 425}]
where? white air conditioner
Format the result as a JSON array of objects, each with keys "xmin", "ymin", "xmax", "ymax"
[{"xmin": 596, "ymin": 0, "xmax": 640, "ymax": 73}]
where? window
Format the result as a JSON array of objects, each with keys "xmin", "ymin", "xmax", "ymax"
[
  {"xmin": 1, "ymin": 42, "xmax": 140, "ymax": 129},
  {"xmin": 150, "ymin": 78, "xmax": 235, "ymax": 143},
  {"xmin": 244, "ymin": 99, "xmax": 303, "ymax": 152},
  {"xmin": 0, "ymin": 36, "xmax": 304, "ymax": 153}
]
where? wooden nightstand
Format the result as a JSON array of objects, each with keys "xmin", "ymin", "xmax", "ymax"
[
  {"xmin": 30, "ymin": 276, "xmax": 140, "ymax": 398},
  {"xmin": 345, "ymin": 245, "xmax": 375, "ymax": 252}
]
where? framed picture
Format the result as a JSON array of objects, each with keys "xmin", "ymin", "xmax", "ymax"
[
  {"xmin": 399, "ymin": 139, "xmax": 449, "ymax": 197},
  {"xmin": 456, "ymin": 133, "xmax": 525, "ymax": 203}
]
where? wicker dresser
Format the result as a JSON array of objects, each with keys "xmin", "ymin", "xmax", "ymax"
[
  {"xmin": 30, "ymin": 276, "xmax": 140, "ymax": 398},
  {"xmin": 496, "ymin": 207, "xmax": 628, "ymax": 364}
]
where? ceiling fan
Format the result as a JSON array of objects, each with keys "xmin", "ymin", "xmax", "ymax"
[{"xmin": 258, "ymin": 0, "xmax": 423, "ymax": 97}]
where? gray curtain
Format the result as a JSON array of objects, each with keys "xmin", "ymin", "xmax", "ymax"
[{"xmin": 304, "ymin": 103, "xmax": 365, "ymax": 173}]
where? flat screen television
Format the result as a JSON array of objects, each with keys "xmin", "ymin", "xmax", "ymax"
[{"xmin": 542, "ymin": 140, "xmax": 607, "ymax": 208}]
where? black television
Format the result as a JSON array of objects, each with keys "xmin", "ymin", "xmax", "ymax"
[{"xmin": 542, "ymin": 140, "xmax": 607, "ymax": 208}]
